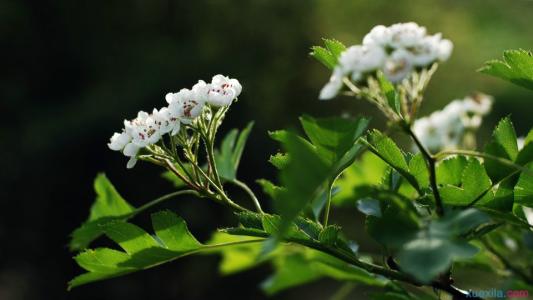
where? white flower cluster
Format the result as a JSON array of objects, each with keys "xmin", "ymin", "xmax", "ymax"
[
  {"xmin": 320, "ymin": 22, "xmax": 453, "ymax": 100},
  {"xmin": 107, "ymin": 75, "xmax": 242, "ymax": 168},
  {"xmin": 412, "ymin": 94, "xmax": 492, "ymax": 153}
]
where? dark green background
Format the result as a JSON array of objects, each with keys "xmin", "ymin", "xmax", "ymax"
[{"xmin": 1, "ymin": 0, "xmax": 533, "ymax": 299}]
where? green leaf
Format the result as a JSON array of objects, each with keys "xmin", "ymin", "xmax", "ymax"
[
  {"xmin": 436, "ymin": 156, "xmax": 468, "ymax": 186},
  {"xmin": 357, "ymin": 198, "xmax": 382, "ymax": 217},
  {"xmin": 334, "ymin": 152, "xmax": 388, "ymax": 205},
  {"xmin": 377, "ymin": 71, "xmax": 401, "ymax": 115},
  {"xmin": 268, "ymin": 153, "xmax": 289, "ymax": 170},
  {"xmin": 397, "ymin": 237, "xmax": 478, "ymax": 283},
  {"xmin": 206, "ymin": 232, "xmax": 264, "ymax": 275},
  {"xmin": 479, "ymin": 49, "xmax": 533, "ymax": 91},
  {"xmin": 89, "ymin": 174, "xmax": 134, "ymax": 220},
  {"xmin": 69, "ymin": 210, "xmax": 262, "ymax": 289},
  {"xmin": 366, "ymin": 204, "xmax": 419, "ymax": 249},
  {"xmin": 271, "ymin": 116, "xmax": 369, "ymax": 235},
  {"xmin": 366, "ymin": 130, "xmax": 419, "ymax": 191},
  {"xmin": 70, "ymin": 174, "xmax": 134, "ymax": 251},
  {"xmin": 261, "ymin": 248, "xmax": 388, "ymax": 295},
  {"xmin": 323, "ymin": 38, "xmax": 346, "ymax": 58},
  {"xmin": 310, "ymin": 39, "xmax": 346, "ymax": 70},
  {"xmin": 310, "ymin": 46, "xmax": 337, "ymax": 69},
  {"xmin": 515, "ymin": 162, "xmax": 533, "ymax": 207},
  {"xmin": 215, "ymin": 122, "xmax": 254, "ymax": 180},
  {"xmin": 484, "ymin": 117, "xmax": 518, "ymax": 181},
  {"xmin": 409, "ymin": 153, "xmax": 429, "ymax": 189},
  {"xmin": 300, "ymin": 115, "xmax": 370, "ymax": 171},
  {"xmin": 439, "ymin": 159, "xmax": 493, "ymax": 206},
  {"xmin": 397, "ymin": 209, "xmax": 487, "ymax": 283},
  {"xmin": 256, "ymin": 179, "xmax": 284, "ymax": 200}
]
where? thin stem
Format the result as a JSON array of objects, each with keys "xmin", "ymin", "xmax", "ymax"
[
  {"xmin": 202, "ymin": 238, "xmax": 265, "ymax": 250},
  {"xmin": 481, "ymin": 238, "xmax": 533, "ymax": 284},
  {"xmin": 342, "ymin": 77, "xmax": 361, "ymax": 94},
  {"xmin": 130, "ymin": 190, "xmax": 199, "ymax": 217},
  {"xmin": 405, "ymin": 125, "xmax": 444, "ymax": 216},
  {"xmin": 191, "ymin": 163, "xmax": 248, "ymax": 212},
  {"xmin": 230, "ymin": 179, "xmax": 264, "ymax": 213},
  {"xmin": 164, "ymin": 159, "xmax": 198, "ymax": 189},
  {"xmin": 323, "ymin": 183, "xmax": 334, "ymax": 226}
]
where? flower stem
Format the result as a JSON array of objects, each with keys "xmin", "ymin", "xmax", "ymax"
[
  {"xmin": 230, "ymin": 179, "xmax": 264, "ymax": 213},
  {"xmin": 130, "ymin": 190, "xmax": 199, "ymax": 217}
]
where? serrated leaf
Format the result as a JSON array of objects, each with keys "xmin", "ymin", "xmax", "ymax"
[
  {"xmin": 436, "ymin": 156, "xmax": 468, "ymax": 186},
  {"xmin": 70, "ymin": 174, "xmax": 134, "ymax": 251},
  {"xmin": 515, "ymin": 162, "xmax": 533, "ymax": 207},
  {"xmin": 484, "ymin": 117, "xmax": 519, "ymax": 181},
  {"xmin": 268, "ymin": 153, "xmax": 289, "ymax": 170},
  {"xmin": 479, "ymin": 49, "xmax": 533, "ymax": 91},
  {"xmin": 323, "ymin": 38, "xmax": 346, "ymax": 58},
  {"xmin": 310, "ymin": 46, "xmax": 337, "ymax": 69},
  {"xmin": 366, "ymin": 130, "xmax": 419, "ymax": 191},
  {"xmin": 439, "ymin": 159, "xmax": 493, "ymax": 206},
  {"xmin": 69, "ymin": 211, "xmax": 264, "ymax": 289},
  {"xmin": 262, "ymin": 248, "xmax": 388, "ymax": 295},
  {"xmin": 271, "ymin": 116, "xmax": 369, "ymax": 236}
]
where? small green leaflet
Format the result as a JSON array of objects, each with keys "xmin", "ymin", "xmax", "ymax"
[
  {"xmin": 377, "ymin": 71, "xmax": 401, "ymax": 116},
  {"xmin": 214, "ymin": 121, "xmax": 254, "ymax": 181},
  {"xmin": 479, "ymin": 49, "xmax": 533, "ymax": 91},
  {"xmin": 365, "ymin": 130, "xmax": 420, "ymax": 192},
  {"xmin": 310, "ymin": 38, "xmax": 346, "ymax": 69}
]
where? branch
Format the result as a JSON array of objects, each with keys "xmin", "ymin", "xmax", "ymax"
[{"xmin": 404, "ymin": 125, "xmax": 444, "ymax": 216}]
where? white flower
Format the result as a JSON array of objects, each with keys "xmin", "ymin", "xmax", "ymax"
[
  {"xmin": 363, "ymin": 25, "xmax": 391, "ymax": 47},
  {"xmin": 410, "ymin": 34, "xmax": 441, "ymax": 66},
  {"xmin": 152, "ymin": 107, "xmax": 181, "ymax": 136},
  {"xmin": 339, "ymin": 45, "xmax": 386, "ymax": 74},
  {"xmin": 123, "ymin": 143, "xmax": 141, "ymax": 169},
  {"xmin": 319, "ymin": 67, "xmax": 344, "ymax": 100},
  {"xmin": 383, "ymin": 48, "xmax": 414, "ymax": 83},
  {"xmin": 108, "ymin": 131, "xmax": 131, "ymax": 151},
  {"xmin": 389, "ymin": 22, "xmax": 427, "ymax": 48},
  {"xmin": 192, "ymin": 80, "xmax": 210, "ymax": 103},
  {"xmin": 207, "ymin": 74, "xmax": 242, "ymax": 106},
  {"xmin": 437, "ymin": 39, "xmax": 453, "ymax": 62},
  {"xmin": 412, "ymin": 94, "xmax": 493, "ymax": 152},
  {"xmin": 125, "ymin": 111, "xmax": 161, "ymax": 147},
  {"xmin": 167, "ymin": 88, "xmax": 206, "ymax": 124}
]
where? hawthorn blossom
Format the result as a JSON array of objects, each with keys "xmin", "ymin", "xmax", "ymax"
[
  {"xmin": 108, "ymin": 74, "xmax": 242, "ymax": 168},
  {"xmin": 167, "ymin": 88, "xmax": 206, "ymax": 124},
  {"xmin": 207, "ymin": 75, "xmax": 242, "ymax": 106},
  {"xmin": 412, "ymin": 94, "xmax": 493, "ymax": 153},
  {"xmin": 319, "ymin": 22, "xmax": 453, "ymax": 99}
]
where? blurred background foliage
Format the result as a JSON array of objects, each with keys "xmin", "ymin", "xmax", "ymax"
[{"xmin": 1, "ymin": 0, "xmax": 533, "ymax": 299}]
